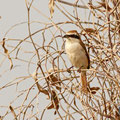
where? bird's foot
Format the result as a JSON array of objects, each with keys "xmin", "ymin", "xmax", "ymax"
[{"xmin": 77, "ymin": 68, "xmax": 81, "ymax": 73}]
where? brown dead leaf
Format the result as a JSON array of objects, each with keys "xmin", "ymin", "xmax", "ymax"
[
  {"xmin": 47, "ymin": 74, "xmax": 61, "ymax": 91},
  {"xmin": 82, "ymin": 28, "xmax": 98, "ymax": 36},
  {"xmin": 32, "ymin": 72, "xmax": 49, "ymax": 96},
  {"xmin": 90, "ymin": 87, "xmax": 100, "ymax": 91},
  {"xmin": 97, "ymin": 2, "xmax": 112, "ymax": 11},
  {"xmin": 2, "ymin": 38, "xmax": 8, "ymax": 54},
  {"xmin": 51, "ymin": 90, "xmax": 59, "ymax": 106},
  {"xmin": 88, "ymin": 87, "xmax": 100, "ymax": 94},
  {"xmin": 47, "ymin": 90, "xmax": 59, "ymax": 113},
  {"xmin": 2, "ymin": 38, "xmax": 13, "ymax": 70},
  {"xmin": 49, "ymin": 0, "xmax": 55, "ymax": 18},
  {"xmin": 47, "ymin": 102, "xmax": 54, "ymax": 109},
  {"xmin": 84, "ymin": 28, "xmax": 96, "ymax": 33},
  {"xmin": 91, "ymin": 91, "xmax": 96, "ymax": 94},
  {"xmin": 47, "ymin": 68, "xmax": 61, "ymax": 91}
]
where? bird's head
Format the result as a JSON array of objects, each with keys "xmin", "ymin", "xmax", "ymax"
[{"xmin": 63, "ymin": 30, "xmax": 80, "ymax": 40}]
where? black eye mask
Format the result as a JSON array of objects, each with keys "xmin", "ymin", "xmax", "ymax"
[{"xmin": 63, "ymin": 34, "xmax": 80, "ymax": 39}]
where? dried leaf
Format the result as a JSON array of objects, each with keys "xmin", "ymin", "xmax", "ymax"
[
  {"xmin": 47, "ymin": 103, "xmax": 54, "ymax": 109},
  {"xmin": 2, "ymin": 38, "xmax": 13, "ymax": 70},
  {"xmin": 2, "ymin": 39, "xmax": 8, "ymax": 54},
  {"xmin": 81, "ymin": 28, "xmax": 98, "ymax": 36},
  {"xmin": 73, "ymin": 98, "xmax": 76, "ymax": 106},
  {"xmin": 52, "ymin": 90, "xmax": 59, "ymax": 106},
  {"xmin": 47, "ymin": 74, "xmax": 61, "ymax": 91},
  {"xmin": 47, "ymin": 90, "xmax": 59, "ymax": 111},
  {"xmin": 97, "ymin": 2, "xmax": 112, "ymax": 11},
  {"xmin": 90, "ymin": 87, "xmax": 100, "ymax": 91},
  {"xmin": 49, "ymin": 0, "xmax": 55, "ymax": 18},
  {"xmin": 32, "ymin": 72, "xmax": 49, "ymax": 96},
  {"xmin": 88, "ymin": 87, "xmax": 100, "ymax": 94},
  {"xmin": 84, "ymin": 28, "xmax": 96, "ymax": 33},
  {"xmin": 47, "ymin": 74, "xmax": 58, "ymax": 83},
  {"xmin": 47, "ymin": 68, "xmax": 61, "ymax": 91},
  {"xmin": 91, "ymin": 91, "xmax": 96, "ymax": 94}
]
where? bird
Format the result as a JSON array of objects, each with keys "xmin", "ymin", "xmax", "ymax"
[{"xmin": 63, "ymin": 30, "xmax": 90, "ymax": 93}]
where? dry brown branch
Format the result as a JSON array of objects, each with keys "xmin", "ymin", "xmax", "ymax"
[{"xmin": 0, "ymin": 0, "xmax": 120, "ymax": 120}]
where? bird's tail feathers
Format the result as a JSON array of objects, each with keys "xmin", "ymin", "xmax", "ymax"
[{"xmin": 81, "ymin": 71, "xmax": 88, "ymax": 93}]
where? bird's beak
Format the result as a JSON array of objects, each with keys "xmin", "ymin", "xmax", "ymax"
[{"xmin": 63, "ymin": 35, "xmax": 68, "ymax": 38}]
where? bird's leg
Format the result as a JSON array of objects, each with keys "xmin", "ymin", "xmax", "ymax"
[
  {"xmin": 77, "ymin": 66, "xmax": 84, "ymax": 73},
  {"xmin": 77, "ymin": 68, "xmax": 81, "ymax": 73}
]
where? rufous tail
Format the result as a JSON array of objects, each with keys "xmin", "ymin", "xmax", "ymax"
[{"xmin": 81, "ymin": 71, "xmax": 88, "ymax": 93}]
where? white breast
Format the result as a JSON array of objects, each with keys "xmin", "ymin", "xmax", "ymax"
[{"xmin": 65, "ymin": 39, "xmax": 88, "ymax": 69}]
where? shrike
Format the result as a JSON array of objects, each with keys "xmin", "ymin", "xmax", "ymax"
[{"xmin": 63, "ymin": 30, "xmax": 90, "ymax": 93}]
